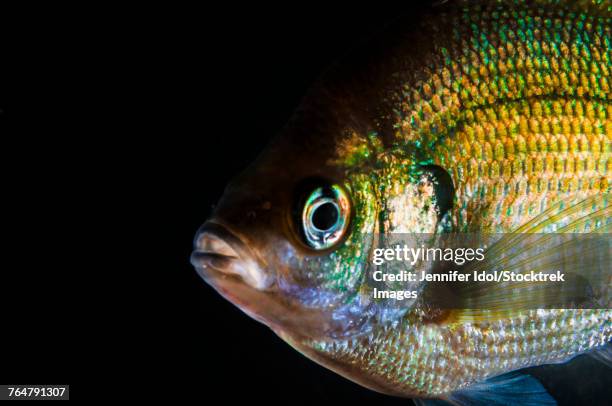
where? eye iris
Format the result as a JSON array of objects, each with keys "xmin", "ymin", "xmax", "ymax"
[
  {"xmin": 300, "ymin": 184, "xmax": 350, "ymax": 250},
  {"xmin": 311, "ymin": 202, "xmax": 339, "ymax": 231}
]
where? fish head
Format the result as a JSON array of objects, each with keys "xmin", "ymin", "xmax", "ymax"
[
  {"xmin": 191, "ymin": 101, "xmax": 389, "ymax": 339},
  {"xmin": 191, "ymin": 99, "xmax": 456, "ymax": 343}
]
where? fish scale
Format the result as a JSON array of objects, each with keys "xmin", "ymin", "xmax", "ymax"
[
  {"xmin": 309, "ymin": 310, "xmax": 612, "ymax": 396},
  {"xmin": 433, "ymin": 98, "xmax": 611, "ymax": 231},
  {"xmin": 304, "ymin": 0, "xmax": 612, "ymax": 397},
  {"xmin": 385, "ymin": 2, "xmax": 611, "ymax": 233}
]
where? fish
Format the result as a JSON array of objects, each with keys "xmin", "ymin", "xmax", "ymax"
[{"xmin": 191, "ymin": 0, "xmax": 612, "ymax": 404}]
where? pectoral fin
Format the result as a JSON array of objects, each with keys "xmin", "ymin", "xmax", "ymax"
[{"xmin": 432, "ymin": 195, "xmax": 611, "ymax": 323}]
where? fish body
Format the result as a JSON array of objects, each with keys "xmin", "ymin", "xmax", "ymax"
[{"xmin": 192, "ymin": 0, "xmax": 611, "ymax": 402}]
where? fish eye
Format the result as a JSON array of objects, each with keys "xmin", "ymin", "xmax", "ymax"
[{"xmin": 300, "ymin": 184, "xmax": 350, "ymax": 250}]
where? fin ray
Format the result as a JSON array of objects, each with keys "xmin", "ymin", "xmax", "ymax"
[{"xmin": 442, "ymin": 194, "xmax": 610, "ymax": 322}]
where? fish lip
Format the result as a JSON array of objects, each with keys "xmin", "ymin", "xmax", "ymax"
[
  {"xmin": 192, "ymin": 220, "xmax": 275, "ymax": 290},
  {"xmin": 190, "ymin": 251, "xmax": 238, "ymax": 272},
  {"xmin": 192, "ymin": 221, "xmax": 253, "ymax": 263}
]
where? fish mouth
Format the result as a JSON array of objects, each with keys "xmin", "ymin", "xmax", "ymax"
[
  {"xmin": 191, "ymin": 221, "xmax": 274, "ymax": 290},
  {"xmin": 191, "ymin": 221, "xmax": 343, "ymax": 339},
  {"xmin": 191, "ymin": 221, "xmax": 279, "ymax": 326}
]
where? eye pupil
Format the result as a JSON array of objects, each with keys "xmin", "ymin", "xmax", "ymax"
[{"xmin": 311, "ymin": 202, "xmax": 338, "ymax": 231}]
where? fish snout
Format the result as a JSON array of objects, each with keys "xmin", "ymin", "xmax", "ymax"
[{"xmin": 191, "ymin": 222, "xmax": 274, "ymax": 290}]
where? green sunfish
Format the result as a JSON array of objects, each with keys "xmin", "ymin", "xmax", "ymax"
[{"xmin": 191, "ymin": 0, "xmax": 611, "ymax": 403}]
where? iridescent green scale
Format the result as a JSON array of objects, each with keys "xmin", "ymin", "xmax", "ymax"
[{"xmin": 309, "ymin": 0, "xmax": 612, "ymax": 397}]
